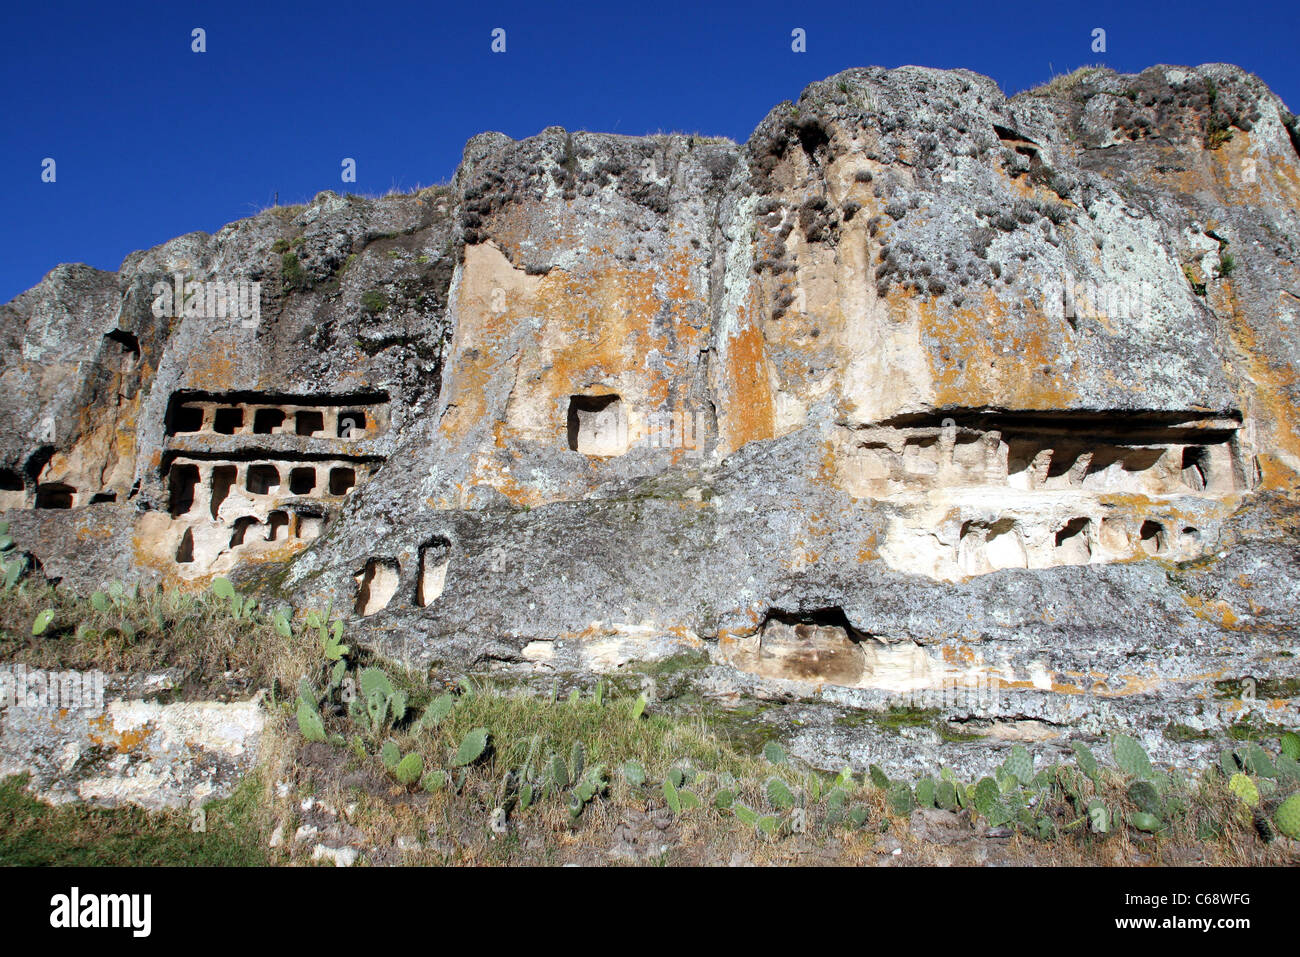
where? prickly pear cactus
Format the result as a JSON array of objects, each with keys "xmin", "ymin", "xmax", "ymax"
[
  {"xmin": 763, "ymin": 741, "xmax": 788, "ymax": 765},
  {"xmin": 1246, "ymin": 744, "xmax": 1276, "ymax": 779},
  {"xmin": 359, "ymin": 666, "xmax": 394, "ymax": 701},
  {"xmin": 1282, "ymin": 732, "xmax": 1300, "ymax": 762},
  {"xmin": 662, "ymin": 777, "xmax": 681, "ymax": 814},
  {"xmin": 451, "ymin": 727, "xmax": 490, "ymax": 767},
  {"xmin": 1127, "ymin": 780, "xmax": 1162, "ymax": 816},
  {"xmin": 621, "ymin": 760, "xmax": 646, "ymax": 788},
  {"xmin": 1221, "ymin": 747, "xmax": 1245, "ymax": 778},
  {"xmin": 915, "ymin": 777, "xmax": 936, "ymax": 808},
  {"xmin": 973, "ymin": 777, "xmax": 1000, "ymax": 817},
  {"xmin": 1275, "ymin": 794, "xmax": 1300, "ymax": 839},
  {"xmin": 1087, "ymin": 799, "xmax": 1111, "ymax": 834},
  {"xmin": 1129, "ymin": 811, "xmax": 1163, "ymax": 833},
  {"xmin": 296, "ymin": 698, "xmax": 326, "ymax": 742},
  {"xmin": 549, "ymin": 754, "xmax": 569, "ymax": 789},
  {"xmin": 1071, "ymin": 741, "xmax": 1100, "ymax": 781},
  {"xmin": 570, "ymin": 741, "xmax": 585, "ymax": 784},
  {"xmin": 887, "ymin": 782, "xmax": 915, "ymax": 816},
  {"xmin": 1005, "ymin": 745, "xmax": 1034, "ymax": 786},
  {"xmin": 1276, "ymin": 754, "xmax": 1300, "ymax": 784},
  {"xmin": 936, "ymin": 780, "xmax": 958, "ymax": 811},
  {"xmin": 766, "ymin": 777, "xmax": 795, "ymax": 810},
  {"xmin": 1111, "ymin": 733, "xmax": 1154, "ymax": 780},
  {"xmin": 1228, "ymin": 772, "xmax": 1259, "ymax": 807},
  {"xmin": 395, "ymin": 752, "xmax": 423, "ymax": 786}
]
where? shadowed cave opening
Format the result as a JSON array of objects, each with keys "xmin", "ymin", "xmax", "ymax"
[
  {"xmin": 761, "ymin": 607, "xmax": 871, "ymax": 640},
  {"xmin": 1182, "ymin": 446, "xmax": 1209, "ymax": 491},
  {"xmin": 266, "ymin": 510, "xmax": 290, "ymax": 541},
  {"xmin": 35, "ymin": 484, "xmax": 74, "ymax": 509},
  {"xmin": 229, "ymin": 517, "xmax": 260, "ymax": 547},
  {"xmin": 296, "ymin": 510, "xmax": 324, "ymax": 540},
  {"xmin": 167, "ymin": 404, "xmax": 204, "ymax": 435},
  {"xmin": 104, "ymin": 329, "xmax": 140, "ymax": 363},
  {"xmin": 416, "ymin": 536, "xmax": 451, "ymax": 607},
  {"xmin": 1054, "ymin": 517, "xmax": 1092, "ymax": 564},
  {"xmin": 168, "ymin": 464, "xmax": 200, "ymax": 516},
  {"xmin": 296, "ymin": 410, "xmax": 325, "ymax": 436},
  {"xmin": 356, "ymin": 558, "xmax": 399, "ymax": 616},
  {"xmin": 253, "ymin": 409, "xmax": 285, "ymax": 434},
  {"xmin": 213, "ymin": 408, "xmax": 244, "ymax": 434},
  {"xmin": 247, "ymin": 465, "xmax": 280, "ymax": 495},
  {"xmin": 1139, "ymin": 520, "xmax": 1166, "ymax": 555},
  {"xmin": 338, "ymin": 411, "xmax": 366, "ymax": 438},
  {"xmin": 742, "ymin": 607, "xmax": 874, "ymax": 685},
  {"xmin": 567, "ymin": 394, "xmax": 625, "ymax": 455},
  {"xmin": 210, "ymin": 465, "xmax": 236, "ymax": 519},
  {"xmin": 329, "ymin": 467, "xmax": 356, "ymax": 496},
  {"xmin": 289, "ymin": 467, "xmax": 317, "ymax": 495}
]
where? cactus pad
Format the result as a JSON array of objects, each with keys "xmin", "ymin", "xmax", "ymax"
[
  {"xmin": 1275, "ymin": 794, "xmax": 1300, "ymax": 839},
  {"xmin": 1111, "ymin": 733, "xmax": 1153, "ymax": 779}
]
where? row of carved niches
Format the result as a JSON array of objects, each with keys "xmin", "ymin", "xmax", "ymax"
[
  {"xmin": 837, "ymin": 411, "xmax": 1247, "ymax": 500},
  {"xmin": 163, "ymin": 455, "xmax": 374, "ymax": 574},
  {"xmin": 152, "ymin": 390, "xmax": 390, "ymax": 576},
  {"xmin": 164, "ymin": 391, "xmax": 391, "ymax": 440},
  {"xmin": 838, "ymin": 412, "xmax": 1248, "ymax": 580}
]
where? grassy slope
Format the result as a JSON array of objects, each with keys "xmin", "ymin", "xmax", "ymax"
[{"xmin": 1, "ymin": 579, "xmax": 1297, "ymax": 866}]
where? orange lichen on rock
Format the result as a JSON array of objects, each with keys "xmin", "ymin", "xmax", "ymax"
[{"xmin": 915, "ymin": 288, "xmax": 1079, "ymax": 409}]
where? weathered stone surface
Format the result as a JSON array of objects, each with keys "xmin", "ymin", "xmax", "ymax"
[
  {"xmin": 3, "ymin": 63, "xmax": 1298, "ymax": 778},
  {"xmin": 0, "ymin": 674, "xmax": 264, "ymax": 809}
]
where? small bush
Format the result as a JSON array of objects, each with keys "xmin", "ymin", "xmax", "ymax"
[
  {"xmin": 280, "ymin": 252, "xmax": 311, "ymax": 292},
  {"xmin": 360, "ymin": 289, "xmax": 389, "ymax": 315}
]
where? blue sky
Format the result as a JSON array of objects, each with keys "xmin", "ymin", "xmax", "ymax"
[{"xmin": 2, "ymin": 0, "xmax": 1296, "ymax": 304}]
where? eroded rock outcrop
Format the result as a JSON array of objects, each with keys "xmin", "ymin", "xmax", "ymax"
[{"xmin": 3, "ymin": 63, "xmax": 1298, "ymax": 775}]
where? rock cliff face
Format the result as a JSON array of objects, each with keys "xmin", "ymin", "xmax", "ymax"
[{"xmin": 4, "ymin": 63, "xmax": 1299, "ymax": 775}]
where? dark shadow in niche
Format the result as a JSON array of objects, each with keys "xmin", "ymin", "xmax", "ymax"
[
  {"xmin": 329, "ymin": 467, "xmax": 356, "ymax": 496},
  {"xmin": 253, "ymin": 408, "xmax": 285, "ymax": 434},
  {"xmin": 355, "ymin": 557, "xmax": 399, "ymax": 616},
  {"xmin": 1139, "ymin": 520, "xmax": 1166, "ymax": 555},
  {"xmin": 1055, "ymin": 517, "xmax": 1090, "ymax": 547},
  {"xmin": 35, "ymin": 484, "xmax": 75, "ymax": 509},
  {"xmin": 229, "ymin": 517, "xmax": 259, "ymax": 547},
  {"xmin": 760, "ymin": 607, "xmax": 872, "ymax": 642},
  {"xmin": 266, "ymin": 510, "xmax": 290, "ymax": 541},
  {"xmin": 210, "ymin": 465, "xmax": 237, "ymax": 519},
  {"xmin": 0, "ymin": 469, "xmax": 23, "ymax": 491},
  {"xmin": 214, "ymin": 408, "xmax": 244, "ymax": 434},
  {"xmin": 1182, "ymin": 446, "xmax": 1209, "ymax": 491},
  {"xmin": 416, "ymin": 536, "xmax": 452, "ymax": 606},
  {"xmin": 246, "ymin": 464, "xmax": 280, "ymax": 495},
  {"xmin": 289, "ymin": 467, "xmax": 317, "ymax": 495},
  {"xmin": 168, "ymin": 464, "xmax": 200, "ymax": 516},
  {"xmin": 566, "ymin": 394, "xmax": 620, "ymax": 452},
  {"xmin": 296, "ymin": 410, "xmax": 325, "ymax": 436},
  {"xmin": 104, "ymin": 329, "xmax": 140, "ymax": 362},
  {"xmin": 175, "ymin": 528, "xmax": 194, "ymax": 563},
  {"xmin": 743, "ymin": 606, "xmax": 875, "ymax": 685},
  {"xmin": 168, "ymin": 404, "xmax": 205, "ymax": 435},
  {"xmin": 338, "ymin": 411, "xmax": 366, "ymax": 438}
]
